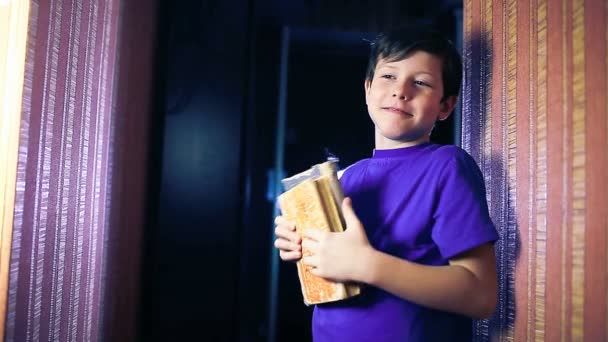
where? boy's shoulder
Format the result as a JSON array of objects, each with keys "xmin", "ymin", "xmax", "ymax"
[
  {"xmin": 425, "ymin": 144, "xmax": 481, "ymax": 175},
  {"xmin": 427, "ymin": 144, "xmax": 485, "ymax": 185},
  {"xmin": 337, "ymin": 158, "xmax": 369, "ymax": 180},
  {"xmin": 337, "ymin": 144, "xmax": 478, "ymax": 178},
  {"xmin": 427, "ymin": 144, "xmax": 474, "ymax": 163}
]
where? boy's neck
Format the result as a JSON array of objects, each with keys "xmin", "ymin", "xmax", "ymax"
[{"xmin": 374, "ymin": 133, "xmax": 431, "ymax": 150}]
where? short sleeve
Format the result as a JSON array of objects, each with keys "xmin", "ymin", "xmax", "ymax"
[{"xmin": 431, "ymin": 151, "xmax": 499, "ymax": 259}]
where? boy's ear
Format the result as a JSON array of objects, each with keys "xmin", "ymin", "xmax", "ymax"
[
  {"xmin": 438, "ymin": 96, "xmax": 458, "ymax": 121},
  {"xmin": 364, "ymin": 79, "xmax": 371, "ymax": 104}
]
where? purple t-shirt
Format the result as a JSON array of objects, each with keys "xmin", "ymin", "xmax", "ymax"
[{"xmin": 312, "ymin": 143, "xmax": 499, "ymax": 342}]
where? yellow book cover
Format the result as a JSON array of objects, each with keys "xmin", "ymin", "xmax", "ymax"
[{"xmin": 278, "ymin": 161, "xmax": 360, "ymax": 305}]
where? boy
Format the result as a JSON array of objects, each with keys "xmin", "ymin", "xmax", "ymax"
[{"xmin": 274, "ymin": 26, "xmax": 499, "ymax": 341}]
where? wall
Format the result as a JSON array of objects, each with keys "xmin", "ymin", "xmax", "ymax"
[{"xmin": 463, "ymin": 0, "xmax": 607, "ymax": 340}]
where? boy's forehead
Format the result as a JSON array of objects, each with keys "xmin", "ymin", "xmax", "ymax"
[{"xmin": 376, "ymin": 52, "xmax": 443, "ymax": 73}]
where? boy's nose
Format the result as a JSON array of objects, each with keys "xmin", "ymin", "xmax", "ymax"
[{"xmin": 392, "ymin": 85, "xmax": 410, "ymax": 100}]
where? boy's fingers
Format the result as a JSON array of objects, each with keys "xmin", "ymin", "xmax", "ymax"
[
  {"xmin": 301, "ymin": 238, "xmax": 318, "ymax": 251},
  {"xmin": 301, "ymin": 255, "xmax": 318, "ymax": 267},
  {"xmin": 341, "ymin": 197, "xmax": 365, "ymax": 235},
  {"xmin": 274, "ymin": 226, "xmax": 301, "ymax": 243},
  {"xmin": 302, "ymin": 229, "xmax": 323, "ymax": 241},
  {"xmin": 309, "ymin": 267, "xmax": 323, "ymax": 277},
  {"xmin": 274, "ymin": 238, "xmax": 301, "ymax": 251},
  {"xmin": 279, "ymin": 250, "xmax": 302, "ymax": 261},
  {"xmin": 302, "ymin": 255, "xmax": 320, "ymax": 271},
  {"xmin": 274, "ymin": 216, "xmax": 296, "ymax": 230},
  {"xmin": 341, "ymin": 197, "xmax": 360, "ymax": 225}
]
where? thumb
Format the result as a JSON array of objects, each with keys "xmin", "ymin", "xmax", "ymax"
[{"xmin": 341, "ymin": 197, "xmax": 363, "ymax": 233}]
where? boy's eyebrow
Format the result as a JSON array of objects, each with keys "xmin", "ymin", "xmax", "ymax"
[
  {"xmin": 378, "ymin": 65, "xmax": 399, "ymax": 69},
  {"xmin": 414, "ymin": 71, "xmax": 436, "ymax": 77},
  {"xmin": 376, "ymin": 66, "xmax": 437, "ymax": 77}
]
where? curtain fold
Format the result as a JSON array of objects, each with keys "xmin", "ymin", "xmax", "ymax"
[{"xmin": 7, "ymin": 0, "xmax": 157, "ymax": 340}]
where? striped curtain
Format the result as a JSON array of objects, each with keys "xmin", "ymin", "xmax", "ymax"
[
  {"xmin": 7, "ymin": 0, "xmax": 157, "ymax": 341},
  {"xmin": 463, "ymin": 0, "xmax": 607, "ymax": 341}
]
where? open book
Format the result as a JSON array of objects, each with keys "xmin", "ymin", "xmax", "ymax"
[{"xmin": 278, "ymin": 161, "xmax": 361, "ymax": 305}]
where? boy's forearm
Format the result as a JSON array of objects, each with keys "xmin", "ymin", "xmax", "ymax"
[{"xmin": 356, "ymin": 248, "xmax": 496, "ymax": 319}]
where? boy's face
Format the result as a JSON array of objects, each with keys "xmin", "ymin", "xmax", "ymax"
[{"xmin": 364, "ymin": 50, "xmax": 457, "ymax": 149}]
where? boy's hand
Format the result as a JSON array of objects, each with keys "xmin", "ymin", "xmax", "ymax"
[
  {"xmin": 274, "ymin": 216, "xmax": 302, "ymax": 261},
  {"xmin": 301, "ymin": 197, "xmax": 373, "ymax": 283}
]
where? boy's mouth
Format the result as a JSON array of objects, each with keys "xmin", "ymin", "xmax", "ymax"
[{"xmin": 382, "ymin": 107, "xmax": 413, "ymax": 116}]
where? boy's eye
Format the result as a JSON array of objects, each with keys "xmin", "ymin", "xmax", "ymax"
[
  {"xmin": 380, "ymin": 74, "xmax": 395, "ymax": 80},
  {"xmin": 414, "ymin": 80, "xmax": 432, "ymax": 87}
]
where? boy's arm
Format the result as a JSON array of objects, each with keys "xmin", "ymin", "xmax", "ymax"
[
  {"xmin": 359, "ymin": 242, "xmax": 497, "ymax": 319},
  {"xmin": 302, "ymin": 197, "xmax": 498, "ymax": 320}
]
